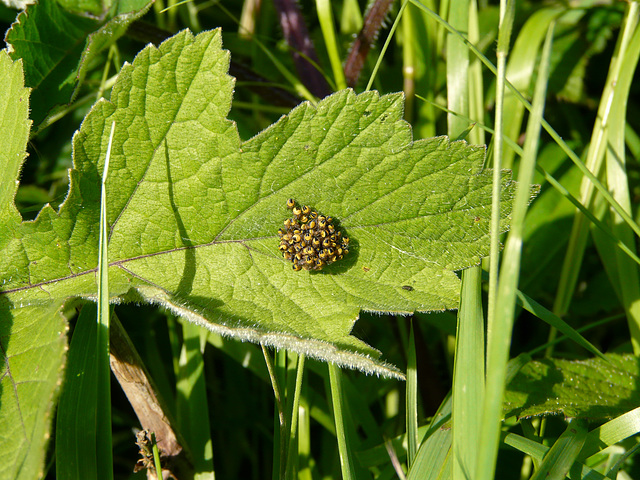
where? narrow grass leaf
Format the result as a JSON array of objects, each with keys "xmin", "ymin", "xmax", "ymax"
[
  {"xmin": 452, "ymin": 266, "xmax": 484, "ymax": 480},
  {"xmin": 55, "ymin": 305, "xmax": 100, "ymax": 480},
  {"xmin": 503, "ymin": 432, "xmax": 608, "ymax": 480},
  {"xmin": 328, "ymin": 363, "xmax": 356, "ymax": 480},
  {"xmin": 530, "ymin": 420, "xmax": 587, "ymax": 480},
  {"xmin": 176, "ymin": 320, "xmax": 214, "ymax": 478},
  {"xmin": 553, "ymin": 3, "xmax": 640, "ymax": 320},
  {"xmin": 316, "ymin": 0, "xmax": 347, "ymax": 90},
  {"xmin": 285, "ymin": 354, "xmax": 306, "ymax": 480},
  {"xmin": 500, "ymin": 7, "xmax": 562, "ymax": 168},
  {"xmin": 365, "ymin": 0, "xmax": 409, "ymax": 92},
  {"xmin": 602, "ymin": 7, "xmax": 640, "ymax": 352},
  {"xmin": 407, "ymin": 394, "xmax": 452, "ymax": 479},
  {"xmin": 515, "ymin": 291, "xmax": 606, "ymax": 360},
  {"xmin": 95, "ymin": 120, "xmax": 114, "ymax": 479},
  {"xmin": 478, "ymin": 1, "xmax": 516, "ymax": 479},
  {"xmin": 579, "ymin": 406, "xmax": 640, "ymax": 461},
  {"xmin": 406, "ymin": 320, "xmax": 418, "ymax": 468}
]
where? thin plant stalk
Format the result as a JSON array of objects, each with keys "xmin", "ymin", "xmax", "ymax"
[
  {"xmin": 328, "ymin": 363, "xmax": 356, "ymax": 480},
  {"xmin": 97, "ymin": 121, "xmax": 116, "ymax": 480}
]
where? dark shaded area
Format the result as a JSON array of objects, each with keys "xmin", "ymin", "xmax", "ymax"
[
  {"xmin": 126, "ymin": 20, "xmax": 302, "ymax": 108},
  {"xmin": 272, "ymin": 0, "xmax": 331, "ymax": 98},
  {"xmin": 344, "ymin": 0, "xmax": 395, "ymax": 87}
]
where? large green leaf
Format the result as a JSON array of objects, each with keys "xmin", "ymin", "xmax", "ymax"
[
  {"xmin": 0, "ymin": 29, "xmax": 522, "ymax": 476},
  {"xmin": 0, "ymin": 52, "xmax": 67, "ymax": 480},
  {"xmin": 1, "ymin": 28, "xmax": 518, "ymax": 377},
  {"xmin": 504, "ymin": 353, "xmax": 640, "ymax": 420}
]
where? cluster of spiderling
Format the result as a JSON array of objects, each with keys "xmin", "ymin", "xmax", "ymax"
[{"xmin": 278, "ymin": 198, "xmax": 350, "ymax": 271}]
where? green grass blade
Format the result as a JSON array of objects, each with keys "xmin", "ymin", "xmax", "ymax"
[
  {"xmin": 151, "ymin": 431, "xmax": 163, "ymax": 478},
  {"xmin": 406, "ymin": 320, "xmax": 419, "ymax": 468},
  {"xmin": 467, "ymin": 0, "xmax": 485, "ymax": 146},
  {"xmin": 316, "ymin": 0, "xmax": 346, "ymax": 90},
  {"xmin": 515, "ymin": 291, "xmax": 606, "ymax": 360},
  {"xmin": 452, "ymin": 266, "xmax": 484, "ymax": 480},
  {"xmin": 96, "ymin": 120, "xmax": 114, "ymax": 479},
  {"xmin": 263, "ymin": 345, "xmax": 286, "ymax": 479},
  {"xmin": 285, "ymin": 354, "xmax": 306, "ymax": 480},
  {"xmin": 56, "ymin": 121, "xmax": 116, "ymax": 480},
  {"xmin": 445, "ymin": 3, "xmax": 486, "ymax": 479},
  {"xmin": 603, "ymin": 6, "xmax": 640, "ymax": 352},
  {"xmin": 328, "ymin": 363, "xmax": 356, "ymax": 480},
  {"xmin": 503, "ymin": 431, "xmax": 608, "ymax": 480},
  {"xmin": 531, "ymin": 420, "xmax": 588, "ymax": 480},
  {"xmin": 579, "ymin": 406, "xmax": 640, "ymax": 461},
  {"xmin": 501, "ymin": 7, "xmax": 563, "ymax": 168},
  {"xmin": 407, "ymin": 394, "xmax": 452, "ymax": 479},
  {"xmin": 445, "ymin": 0, "xmax": 469, "ymax": 138},
  {"xmin": 553, "ymin": 3, "xmax": 640, "ymax": 321},
  {"xmin": 366, "ymin": 0, "xmax": 409, "ymax": 92},
  {"xmin": 477, "ymin": 2, "xmax": 528, "ymax": 479},
  {"xmin": 176, "ymin": 320, "xmax": 214, "ymax": 478},
  {"xmin": 55, "ymin": 304, "xmax": 100, "ymax": 480}
]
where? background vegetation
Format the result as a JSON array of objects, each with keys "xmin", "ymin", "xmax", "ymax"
[{"xmin": 1, "ymin": 0, "xmax": 640, "ymax": 478}]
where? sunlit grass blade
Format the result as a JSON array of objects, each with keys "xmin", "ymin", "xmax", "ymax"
[
  {"xmin": 176, "ymin": 320, "xmax": 214, "ymax": 478},
  {"xmin": 365, "ymin": 0, "xmax": 409, "ymax": 92},
  {"xmin": 602, "ymin": 9, "xmax": 640, "ymax": 352},
  {"xmin": 56, "ymin": 121, "xmax": 116, "ymax": 480},
  {"xmin": 503, "ymin": 432, "xmax": 607, "ymax": 479},
  {"xmin": 410, "ymin": 0, "xmax": 640, "ymax": 246},
  {"xmin": 263, "ymin": 345, "xmax": 286, "ymax": 479},
  {"xmin": 407, "ymin": 394, "xmax": 452, "ymax": 479},
  {"xmin": 452, "ymin": 266, "xmax": 484, "ymax": 480},
  {"xmin": 285, "ymin": 354, "xmax": 305, "ymax": 480},
  {"xmin": 476, "ymin": 1, "xmax": 519, "ymax": 479},
  {"xmin": 515, "ymin": 291, "xmax": 606, "ymax": 360},
  {"xmin": 96, "ymin": 120, "xmax": 114, "ymax": 479},
  {"xmin": 445, "ymin": 2, "xmax": 485, "ymax": 479},
  {"xmin": 467, "ymin": 0, "xmax": 485, "ymax": 146},
  {"xmin": 553, "ymin": 3, "xmax": 640, "ymax": 324},
  {"xmin": 316, "ymin": 0, "xmax": 346, "ymax": 90},
  {"xmin": 328, "ymin": 363, "xmax": 356, "ymax": 480},
  {"xmin": 578, "ymin": 406, "xmax": 640, "ymax": 461},
  {"xmin": 530, "ymin": 420, "xmax": 587, "ymax": 480},
  {"xmin": 501, "ymin": 7, "xmax": 562, "ymax": 169},
  {"xmin": 406, "ymin": 320, "xmax": 418, "ymax": 468}
]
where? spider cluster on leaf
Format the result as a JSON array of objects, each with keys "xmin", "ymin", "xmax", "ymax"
[{"xmin": 278, "ymin": 199, "xmax": 350, "ymax": 271}]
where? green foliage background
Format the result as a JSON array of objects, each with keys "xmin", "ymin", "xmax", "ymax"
[{"xmin": 1, "ymin": 0, "xmax": 640, "ymax": 479}]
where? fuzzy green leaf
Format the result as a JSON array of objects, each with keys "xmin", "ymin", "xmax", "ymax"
[
  {"xmin": 504, "ymin": 353, "xmax": 640, "ymax": 420},
  {"xmin": 0, "ymin": 50, "xmax": 67, "ymax": 480},
  {"xmin": 1, "ymin": 29, "xmax": 517, "ymax": 384}
]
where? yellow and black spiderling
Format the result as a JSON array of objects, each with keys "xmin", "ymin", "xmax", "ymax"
[{"xmin": 278, "ymin": 199, "xmax": 350, "ymax": 271}]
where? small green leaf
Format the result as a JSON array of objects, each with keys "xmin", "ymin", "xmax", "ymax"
[
  {"xmin": 5, "ymin": 0, "xmax": 100, "ymax": 124},
  {"xmin": 5, "ymin": 0, "xmax": 153, "ymax": 125},
  {"xmin": 504, "ymin": 353, "xmax": 640, "ymax": 420}
]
